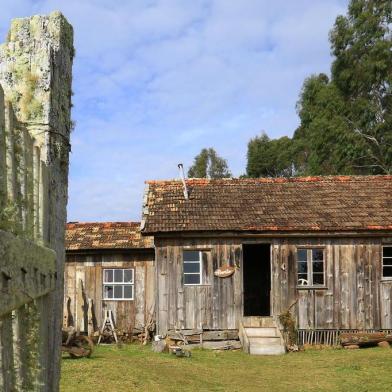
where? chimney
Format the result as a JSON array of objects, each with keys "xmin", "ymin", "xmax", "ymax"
[{"xmin": 178, "ymin": 163, "xmax": 189, "ymax": 200}]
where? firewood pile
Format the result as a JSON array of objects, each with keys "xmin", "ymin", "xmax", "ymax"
[
  {"xmin": 62, "ymin": 327, "xmax": 94, "ymax": 358},
  {"xmin": 94, "ymin": 324, "xmax": 155, "ymax": 344},
  {"xmin": 152, "ymin": 329, "xmax": 242, "ymax": 353}
]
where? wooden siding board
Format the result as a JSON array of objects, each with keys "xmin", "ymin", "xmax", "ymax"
[
  {"xmin": 64, "ymin": 250, "xmax": 154, "ymax": 334},
  {"xmin": 233, "ymin": 246, "xmax": 242, "ymax": 328},
  {"xmin": 372, "ymin": 244, "xmax": 382, "ymax": 329},
  {"xmin": 325, "ymin": 243, "xmax": 334, "ymax": 328},
  {"xmin": 135, "ymin": 263, "xmax": 146, "ymax": 328},
  {"xmin": 356, "ymin": 244, "xmax": 366, "ymax": 329},
  {"xmin": 211, "ymin": 245, "xmax": 219, "ymax": 330}
]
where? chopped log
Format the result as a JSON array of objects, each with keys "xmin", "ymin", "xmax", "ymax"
[
  {"xmin": 340, "ymin": 332, "xmax": 392, "ymax": 347},
  {"xmin": 377, "ymin": 341, "xmax": 390, "ymax": 349}
]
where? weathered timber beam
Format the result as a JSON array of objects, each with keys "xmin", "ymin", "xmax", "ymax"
[
  {"xmin": 0, "ymin": 229, "xmax": 56, "ymax": 317},
  {"xmin": 151, "ymin": 230, "xmax": 391, "ymax": 239}
]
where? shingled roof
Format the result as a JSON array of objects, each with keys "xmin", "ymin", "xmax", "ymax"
[
  {"xmin": 66, "ymin": 222, "xmax": 154, "ymax": 250},
  {"xmin": 141, "ymin": 176, "xmax": 392, "ymax": 234}
]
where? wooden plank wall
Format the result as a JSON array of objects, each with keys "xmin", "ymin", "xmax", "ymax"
[
  {"xmin": 271, "ymin": 237, "xmax": 392, "ymax": 330},
  {"xmin": 64, "ymin": 251, "xmax": 154, "ymax": 333},
  {"xmin": 155, "ymin": 238, "xmax": 243, "ymax": 334},
  {"xmin": 156, "ymin": 235, "xmax": 392, "ymax": 335}
]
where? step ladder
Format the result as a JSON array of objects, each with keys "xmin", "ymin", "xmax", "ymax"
[
  {"xmin": 98, "ymin": 310, "xmax": 118, "ymax": 344},
  {"xmin": 239, "ymin": 316, "xmax": 285, "ymax": 355}
]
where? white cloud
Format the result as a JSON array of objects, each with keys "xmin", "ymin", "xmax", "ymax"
[{"xmin": 0, "ymin": 0, "xmax": 349, "ymax": 221}]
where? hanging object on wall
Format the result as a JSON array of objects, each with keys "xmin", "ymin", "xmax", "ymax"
[{"xmin": 214, "ymin": 264, "xmax": 235, "ymax": 278}]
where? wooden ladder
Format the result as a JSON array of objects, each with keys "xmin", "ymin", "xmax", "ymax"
[{"xmin": 98, "ymin": 310, "xmax": 118, "ymax": 344}]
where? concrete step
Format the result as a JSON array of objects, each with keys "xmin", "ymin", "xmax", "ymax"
[
  {"xmin": 249, "ymin": 336, "xmax": 281, "ymax": 345},
  {"xmin": 250, "ymin": 344, "xmax": 286, "ymax": 355},
  {"xmin": 245, "ymin": 327, "xmax": 278, "ymax": 337},
  {"xmin": 242, "ymin": 316, "xmax": 275, "ymax": 328}
]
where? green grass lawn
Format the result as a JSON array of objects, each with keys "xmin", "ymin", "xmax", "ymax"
[{"xmin": 60, "ymin": 344, "xmax": 392, "ymax": 392}]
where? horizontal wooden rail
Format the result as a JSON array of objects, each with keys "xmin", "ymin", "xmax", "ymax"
[{"xmin": 0, "ymin": 229, "xmax": 56, "ymax": 317}]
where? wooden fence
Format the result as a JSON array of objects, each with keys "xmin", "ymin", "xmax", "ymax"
[
  {"xmin": 0, "ymin": 86, "xmax": 57, "ymax": 390},
  {"xmin": 295, "ymin": 329, "xmax": 392, "ymax": 347}
]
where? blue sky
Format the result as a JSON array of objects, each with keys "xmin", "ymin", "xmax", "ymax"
[{"xmin": 1, "ymin": 0, "xmax": 348, "ymax": 222}]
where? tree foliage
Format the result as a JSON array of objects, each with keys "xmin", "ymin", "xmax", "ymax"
[
  {"xmin": 329, "ymin": 0, "xmax": 392, "ymax": 173},
  {"xmin": 188, "ymin": 148, "xmax": 231, "ymax": 178},
  {"xmin": 247, "ymin": 133, "xmax": 295, "ymax": 177},
  {"xmin": 247, "ymin": 0, "xmax": 392, "ymax": 177}
]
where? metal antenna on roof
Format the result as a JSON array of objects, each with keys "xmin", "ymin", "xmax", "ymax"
[{"xmin": 178, "ymin": 163, "xmax": 189, "ymax": 200}]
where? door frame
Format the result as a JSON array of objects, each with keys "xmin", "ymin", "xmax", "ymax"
[{"xmin": 241, "ymin": 242, "xmax": 272, "ymax": 317}]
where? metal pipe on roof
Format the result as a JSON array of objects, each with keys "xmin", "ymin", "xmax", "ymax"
[{"xmin": 178, "ymin": 163, "xmax": 189, "ymax": 200}]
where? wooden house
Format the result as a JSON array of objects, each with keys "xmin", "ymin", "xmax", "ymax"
[
  {"xmin": 64, "ymin": 222, "xmax": 155, "ymax": 336},
  {"xmin": 141, "ymin": 176, "xmax": 392, "ymax": 353}
]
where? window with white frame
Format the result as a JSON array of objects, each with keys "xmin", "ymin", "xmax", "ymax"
[
  {"xmin": 183, "ymin": 250, "xmax": 202, "ymax": 285},
  {"xmin": 103, "ymin": 269, "xmax": 134, "ymax": 300},
  {"xmin": 382, "ymin": 246, "xmax": 392, "ymax": 279},
  {"xmin": 297, "ymin": 248, "xmax": 325, "ymax": 287}
]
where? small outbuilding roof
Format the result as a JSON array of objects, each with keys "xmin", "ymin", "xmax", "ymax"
[
  {"xmin": 66, "ymin": 222, "xmax": 154, "ymax": 250},
  {"xmin": 141, "ymin": 175, "xmax": 392, "ymax": 234}
]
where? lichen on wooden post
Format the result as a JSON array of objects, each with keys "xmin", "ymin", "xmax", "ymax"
[{"xmin": 0, "ymin": 11, "xmax": 74, "ymax": 392}]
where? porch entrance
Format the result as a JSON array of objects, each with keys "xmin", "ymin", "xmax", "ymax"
[{"xmin": 243, "ymin": 244, "xmax": 271, "ymax": 316}]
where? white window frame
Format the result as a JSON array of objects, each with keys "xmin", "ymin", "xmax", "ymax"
[
  {"xmin": 103, "ymin": 268, "xmax": 134, "ymax": 300},
  {"xmin": 183, "ymin": 250, "xmax": 202, "ymax": 286},
  {"xmin": 382, "ymin": 246, "xmax": 392, "ymax": 280},
  {"xmin": 296, "ymin": 247, "xmax": 325, "ymax": 288}
]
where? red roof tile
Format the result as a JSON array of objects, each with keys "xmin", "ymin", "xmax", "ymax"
[
  {"xmin": 66, "ymin": 222, "xmax": 154, "ymax": 250},
  {"xmin": 141, "ymin": 176, "xmax": 392, "ymax": 234}
]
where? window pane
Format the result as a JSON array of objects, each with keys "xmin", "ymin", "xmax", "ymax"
[
  {"xmin": 313, "ymin": 261, "xmax": 324, "ymax": 273},
  {"xmin": 297, "ymin": 261, "xmax": 307, "ymax": 273},
  {"xmin": 124, "ymin": 269, "xmax": 133, "ymax": 283},
  {"xmin": 114, "ymin": 285, "xmax": 123, "ymax": 298},
  {"xmin": 383, "ymin": 266, "xmax": 392, "ymax": 278},
  {"xmin": 184, "ymin": 251, "xmax": 200, "ymax": 262},
  {"xmin": 184, "ymin": 262, "xmax": 200, "ymax": 273},
  {"xmin": 383, "ymin": 247, "xmax": 392, "ymax": 258},
  {"xmin": 297, "ymin": 274, "xmax": 308, "ymax": 286},
  {"xmin": 104, "ymin": 285, "xmax": 113, "ymax": 299},
  {"xmin": 104, "ymin": 270, "xmax": 113, "ymax": 283},
  {"xmin": 114, "ymin": 269, "xmax": 123, "ymax": 283},
  {"xmin": 312, "ymin": 249, "xmax": 323, "ymax": 261},
  {"xmin": 297, "ymin": 249, "xmax": 307, "ymax": 261},
  {"xmin": 384, "ymin": 259, "xmax": 392, "ymax": 266},
  {"xmin": 124, "ymin": 285, "xmax": 133, "ymax": 299},
  {"xmin": 184, "ymin": 274, "xmax": 200, "ymax": 285},
  {"xmin": 313, "ymin": 273, "xmax": 324, "ymax": 285}
]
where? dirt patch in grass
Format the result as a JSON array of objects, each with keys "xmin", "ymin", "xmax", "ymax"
[{"xmin": 60, "ymin": 344, "xmax": 392, "ymax": 392}]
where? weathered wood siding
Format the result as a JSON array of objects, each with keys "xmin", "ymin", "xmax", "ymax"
[
  {"xmin": 155, "ymin": 235, "xmax": 392, "ymax": 334},
  {"xmin": 64, "ymin": 251, "xmax": 154, "ymax": 332},
  {"xmin": 155, "ymin": 238, "xmax": 243, "ymax": 334},
  {"xmin": 271, "ymin": 237, "xmax": 392, "ymax": 330}
]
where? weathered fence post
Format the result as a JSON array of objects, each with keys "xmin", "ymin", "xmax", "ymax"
[{"xmin": 0, "ymin": 12, "xmax": 74, "ymax": 391}]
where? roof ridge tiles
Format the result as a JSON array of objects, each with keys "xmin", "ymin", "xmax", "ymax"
[
  {"xmin": 67, "ymin": 221, "xmax": 141, "ymax": 227},
  {"xmin": 145, "ymin": 175, "xmax": 392, "ymax": 185}
]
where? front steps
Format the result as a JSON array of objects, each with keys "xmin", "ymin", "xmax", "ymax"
[{"xmin": 239, "ymin": 317, "xmax": 286, "ymax": 355}]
